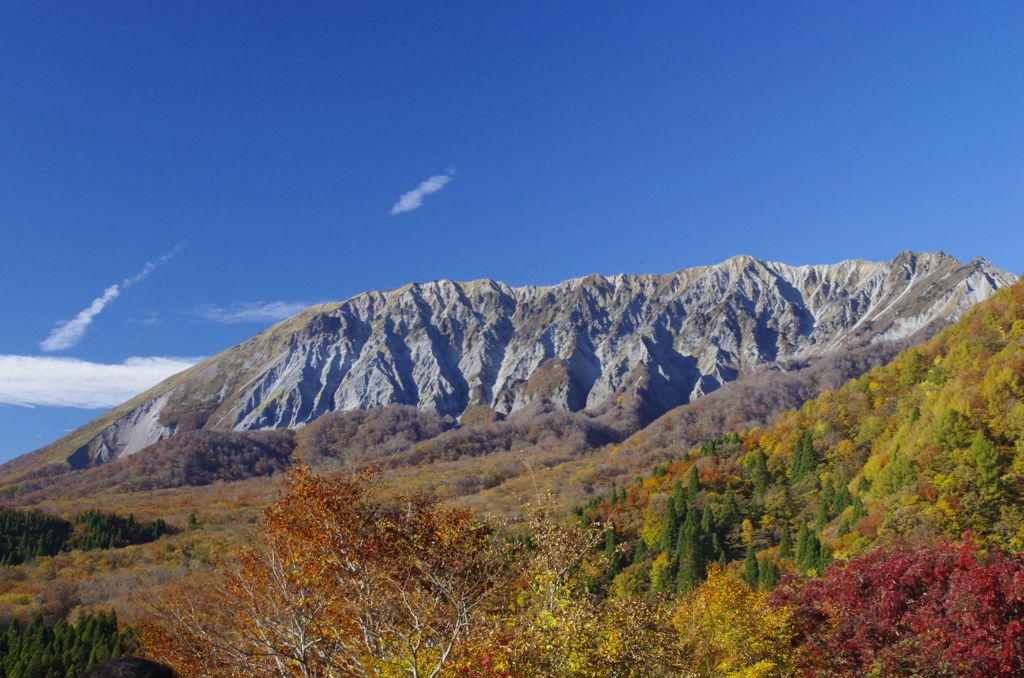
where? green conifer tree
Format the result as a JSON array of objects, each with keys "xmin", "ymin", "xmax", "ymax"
[
  {"xmin": 672, "ymin": 479, "xmax": 686, "ymax": 511},
  {"xmin": 743, "ymin": 543, "xmax": 759, "ymax": 586},
  {"xmin": 817, "ymin": 539, "xmax": 832, "ymax": 574},
  {"xmin": 814, "ymin": 502, "xmax": 829, "ymax": 533},
  {"xmin": 632, "ymin": 537, "xmax": 648, "ymax": 565},
  {"xmin": 795, "ymin": 522, "xmax": 810, "ymax": 568},
  {"xmin": 823, "ymin": 480, "xmax": 835, "ymax": 508},
  {"xmin": 676, "ymin": 510, "xmax": 705, "ymax": 594},
  {"xmin": 758, "ymin": 558, "xmax": 778, "ymax": 589},
  {"xmin": 856, "ymin": 475, "xmax": 871, "ymax": 496},
  {"xmin": 687, "ymin": 465, "xmax": 701, "ymax": 504},
  {"xmin": 790, "ymin": 432, "xmax": 815, "ymax": 485},
  {"xmin": 837, "ymin": 518, "xmax": 850, "ymax": 538},
  {"xmin": 851, "ymin": 493, "xmax": 867, "ymax": 522},
  {"xmin": 832, "ymin": 481, "xmax": 852, "ymax": 514},
  {"xmin": 658, "ymin": 499, "xmax": 678, "ymax": 554},
  {"xmin": 751, "ymin": 448, "xmax": 770, "ymax": 497},
  {"xmin": 717, "ymin": 484, "xmax": 739, "ymax": 531},
  {"xmin": 778, "ymin": 521, "xmax": 793, "ymax": 558}
]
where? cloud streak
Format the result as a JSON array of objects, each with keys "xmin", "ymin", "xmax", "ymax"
[
  {"xmin": 39, "ymin": 249, "xmax": 179, "ymax": 352},
  {"xmin": 123, "ymin": 246, "xmax": 180, "ymax": 288},
  {"xmin": 39, "ymin": 286, "xmax": 121, "ymax": 352},
  {"xmin": 0, "ymin": 355, "xmax": 202, "ymax": 409},
  {"xmin": 391, "ymin": 170, "xmax": 454, "ymax": 215},
  {"xmin": 195, "ymin": 301, "xmax": 309, "ymax": 324}
]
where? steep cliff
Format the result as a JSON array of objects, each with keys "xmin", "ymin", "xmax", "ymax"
[{"xmin": 30, "ymin": 251, "xmax": 1015, "ymax": 469}]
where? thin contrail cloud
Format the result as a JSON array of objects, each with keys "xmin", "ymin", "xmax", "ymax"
[
  {"xmin": 123, "ymin": 247, "xmax": 180, "ymax": 288},
  {"xmin": 391, "ymin": 170, "xmax": 455, "ymax": 215},
  {"xmin": 39, "ymin": 248, "xmax": 181, "ymax": 352}
]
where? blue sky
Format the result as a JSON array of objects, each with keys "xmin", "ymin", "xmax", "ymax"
[{"xmin": 1, "ymin": 2, "xmax": 1022, "ymax": 461}]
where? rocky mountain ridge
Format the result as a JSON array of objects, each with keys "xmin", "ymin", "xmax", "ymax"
[{"xmin": 28, "ymin": 251, "xmax": 1016, "ymax": 469}]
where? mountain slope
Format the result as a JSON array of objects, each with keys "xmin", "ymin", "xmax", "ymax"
[
  {"xmin": 586, "ymin": 274, "xmax": 1024, "ymax": 589},
  {"xmin": 15, "ymin": 251, "xmax": 1014, "ymax": 474}
]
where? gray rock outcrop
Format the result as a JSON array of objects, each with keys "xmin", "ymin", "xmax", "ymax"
[{"xmin": 64, "ymin": 251, "xmax": 1016, "ymax": 465}]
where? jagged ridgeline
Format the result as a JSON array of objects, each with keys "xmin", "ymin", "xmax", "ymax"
[
  {"xmin": 17, "ymin": 251, "xmax": 1009, "ymax": 476},
  {"xmin": 0, "ymin": 509, "xmax": 167, "ymax": 565},
  {"xmin": 580, "ymin": 275, "xmax": 1024, "ymax": 596}
]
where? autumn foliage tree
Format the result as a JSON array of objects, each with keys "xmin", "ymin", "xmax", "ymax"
[
  {"xmin": 772, "ymin": 539, "xmax": 1024, "ymax": 677},
  {"xmin": 674, "ymin": 564, "xmax": 795, "ymax": 678},
  {"xmin": 142, "ymin": 465, "xmax": 502, "ymax": 678},
  {"xmin": 478, "ymin": 499, "xmax": 682, "ymax": 678}
]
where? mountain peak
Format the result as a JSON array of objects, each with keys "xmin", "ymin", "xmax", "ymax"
[{"xmin": 21, "ymin": 252, "xmax": 1015, "ymax": 471}]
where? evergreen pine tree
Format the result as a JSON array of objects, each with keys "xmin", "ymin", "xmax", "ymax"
[
  {"xmin": 658, "ymin": 499, "xmax": 678, "ymax": 554},
  {"xmin": 832, "ymin": 481, "xmax": 852, "ymax": 514},
  {"xmin": 675, "ymin": 521, "xmax": 687, "ymax": 562},
  {"xmin": 856, "ymin": 475, "xmax": 871, "ymax": 496},
  {"xmin": 672, "ymin": 479, "xmax": 686, "ymax": 510},
  {"xmin": 814, "ymin": 502, "xmax": 829, "ymax": 533},
  {"xmin": 821, "ymin": 482, "xmax": 835, "ymax": 512},
  {"xmin": 632, "ymin": 537, "xmax": 648, "ymax": 565},
  {"xmin": 795, "ymin": 522, "xmax": 810, "ymax": 568},
  {"xmin": 700, "ymin": 505, "xmax": 714, "ymax": 535},
  {"xmin": 717, "ymin": 484, "xmax": 739, "ymax": 531},
  {"xmin": 790, "ymin": 432, "xmax": 815, "ymax": 485},
  {"xmin": 778, "ymin": 522, "xmax": 793, "ymax": 558},
  {"xmin": 751, "ymin": 448, "xmax": 770, "ymax": 497},
  {"xmin": 687, "ymin": 465, "xmax": 700, "ymax": 504},
  {"xmin": 851, "ymin": 493, "xmax": 867, "ymax": 522},
  {"xmin": 743, "ymin": 543, "xmax": 759, "ymax": 586},
  {"xmin": 758, "ymin": 558, "xmax": 778, "ymax": 589},
  {"xmin": 817, "ymin": 539, "xmax": 832, "ymax": 574},
  {"xmin": 604, "ymin": 527, "xmax": 621, "ymax": 576},
  {"xmin": 676, "ymin": 510, "xmax": 705, "ymax": 594}
]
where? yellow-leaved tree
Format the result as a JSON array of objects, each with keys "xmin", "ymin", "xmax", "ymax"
[
  {"xmin": 673, "ymin": 564, "xmax": 796, "ymax": 678},
  {"xmin": 476, "ymin": 499, "xmax": 682, "ymax": 678}
]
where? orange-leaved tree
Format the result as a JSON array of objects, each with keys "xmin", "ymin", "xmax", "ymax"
[{"xmin": 142, "ymin": 464, "xmax": 503, "ymax": 678}]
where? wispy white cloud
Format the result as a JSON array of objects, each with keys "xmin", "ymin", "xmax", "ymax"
[
  {"xmin": 195, "ymin": 301, "xmax": 309, "ymax": 324},
  {"xmin": 0, "ymin": 355, "xmax": 202, "ymax": 409},
  {"xmin": 39, "ymin": 248, "xmax": 180, "ymax": 352},
  {"xmin": 123, "ymin": 246, "xmax": 180, "ymax": 288},
  {"xmin": 391, "ymin": 170, "xmax": 455, "ymax": 215},
  {"xmin": 39, "ymin": 286, "xmax": 121, "ymax": 352}
]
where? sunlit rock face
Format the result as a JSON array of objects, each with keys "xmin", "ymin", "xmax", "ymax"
[{"xmin": 67, "ymin": 251, "xmax": 1015, "ymax": 463}]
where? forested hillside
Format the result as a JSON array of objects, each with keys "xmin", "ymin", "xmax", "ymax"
[
  {"xmin": 3, "ymin": 278, "xmax": 1023, "ymax": 677},
  {"xmin": 138, "ymin": 278, "xmax": 1024, "ymax": 677},
  {"xmin": 580, "ymin": 275, "xmax": 1024, "ymax": 597}
]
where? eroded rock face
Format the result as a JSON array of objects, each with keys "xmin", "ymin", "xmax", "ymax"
[{"xmin": 69, "ymin": 251, "xmax": 1015, "ymax": 464}]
